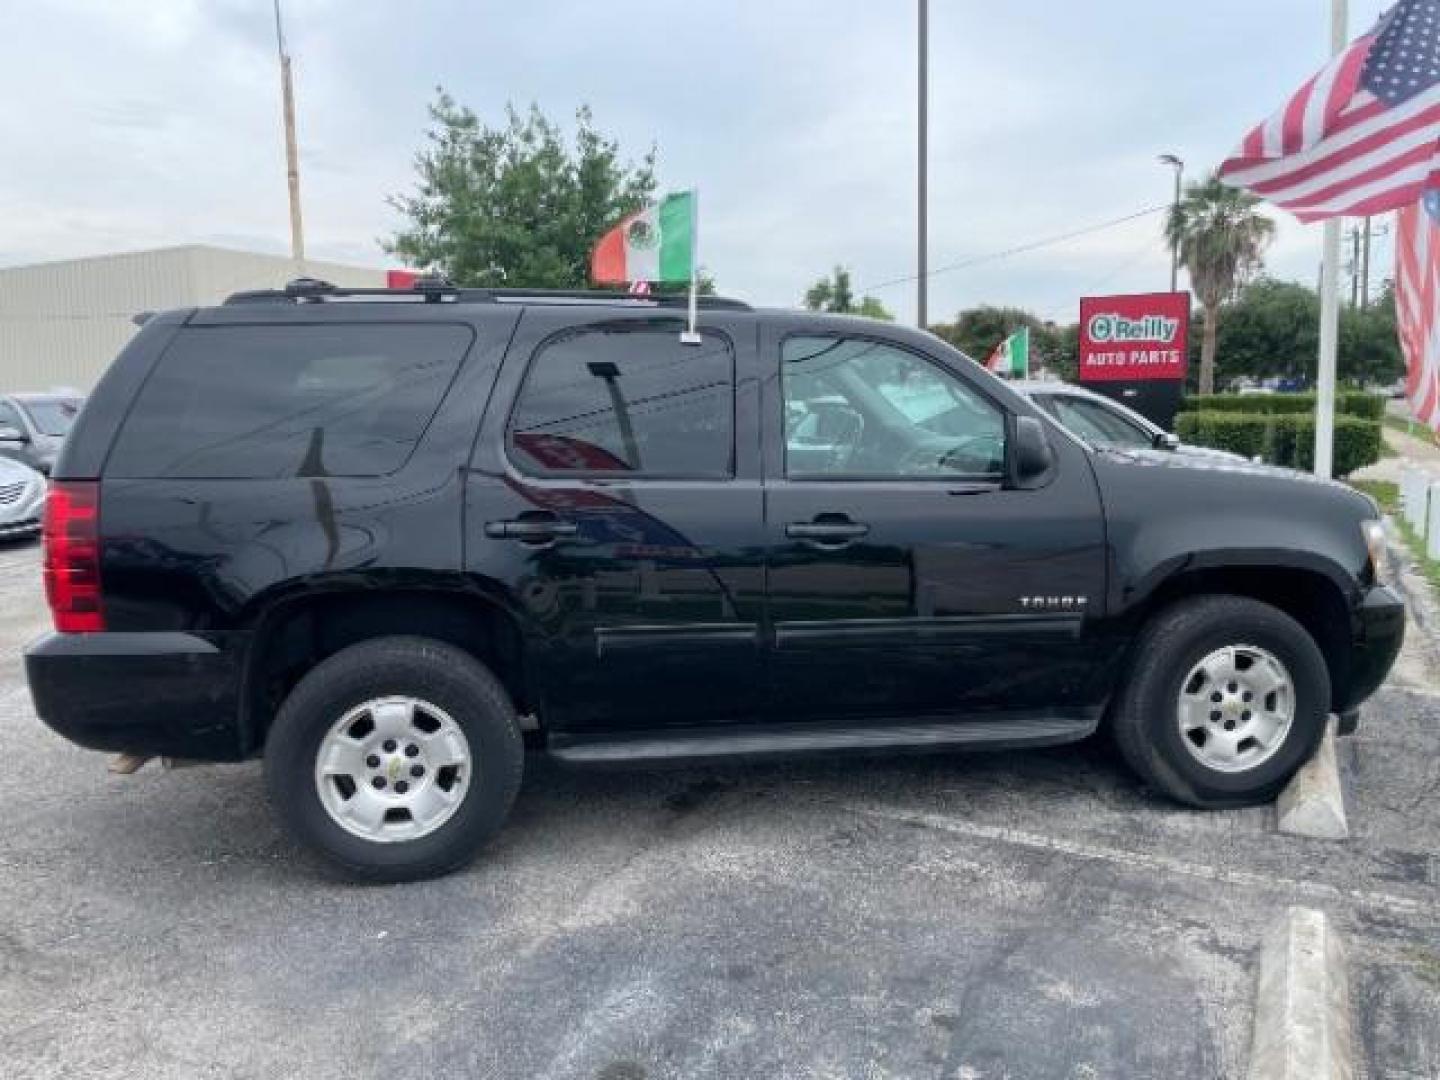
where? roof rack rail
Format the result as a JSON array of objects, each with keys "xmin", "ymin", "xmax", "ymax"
[{"xmin": 222, "ymin": 278, "xmax": 752, "ymax": 311}]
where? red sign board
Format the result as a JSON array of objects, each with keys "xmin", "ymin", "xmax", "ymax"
[
  {"xmin": 1078, "ymin": 292, "xmax": 1190, "ymax": 382},
  {"xmin": 386, "ymin": 269, "xmax": 420, "ymax": 289}
]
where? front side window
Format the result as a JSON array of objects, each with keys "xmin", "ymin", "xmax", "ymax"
[
  {"xmin": 508, "ymin": 324, "xmax": 734, "ymax": 478},
  {"xmin": 782, "ymin": 336, "xmax": 1005, "ymax": 479},
  {"xmin": 106, "ymin": 324, "xmax": 471, "ymax": 479},
  {"xmin": 1043, "ymin": 395, "xmax": 1153, "ymax": 449}
]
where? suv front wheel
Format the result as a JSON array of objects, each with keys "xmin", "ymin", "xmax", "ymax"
[
  {"xmin": 264, "ymin": 636, "xmax": 524, "ymax": 882},
  {"xmin": 1111, "ymin": 595, "xmax": 1331, "ymax": 808}
]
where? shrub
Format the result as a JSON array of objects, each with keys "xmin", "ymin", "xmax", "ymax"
[
  {"xmin": 1176, "ymin": 391, "xmax": 1383, "ymax": 419},
  {"xmin": 1176, "ymin": 410, "xmax": 1382, "ymax": 477}
]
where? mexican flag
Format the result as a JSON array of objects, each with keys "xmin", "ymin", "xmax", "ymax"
[
  {"xmin": 591, "ymin": 191, "xmax": 696, "ymax": 286},
  {"xmin": 986, "ymin": 327, "xmax": 1030, "ymax": 377}
]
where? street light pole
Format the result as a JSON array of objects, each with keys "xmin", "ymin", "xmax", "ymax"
[
  {"xmin": 916, "ymin": 0, "xmax": 929, "ymax": 329},
  {"xmin": 1159, "ymin": 154, "xmax": 1184, "ymax": 292}
]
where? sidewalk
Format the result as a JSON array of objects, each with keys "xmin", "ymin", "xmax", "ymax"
[{"xmin": 1351, "ymin": 424, "xmax": 1440, "ymax": 485}]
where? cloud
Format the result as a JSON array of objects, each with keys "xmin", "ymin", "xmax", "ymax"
[{"xmin": 0, "ymin": 0, "xmax": 1399, "ymax": 324}]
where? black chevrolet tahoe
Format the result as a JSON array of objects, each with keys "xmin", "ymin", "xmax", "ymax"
[{"xmin": 27, "ymin": 280, "xmax": 1405, "ymax": 881}]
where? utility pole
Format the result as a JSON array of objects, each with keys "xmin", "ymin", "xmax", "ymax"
[
  {"xmin": 1349, "ymin": 224, "xmax": 1361, "ymax": 308},
  {"xmin": 1314, "ymin": 0, "xmax": 1347, "ymax": 479},
  {"xmin": 275, "ymin": 0, "xmax": 306, "ymax": 276},
  {"xmin": 1360, "ymin": 216, "xmax": 1372, "ymax": 307},
  {"xmin": 916, "ymin": 0, "xmax": 929, "ymax": 330}
]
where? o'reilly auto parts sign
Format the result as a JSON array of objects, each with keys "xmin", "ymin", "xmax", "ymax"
[{"xmin": 1079, "ymin": 292, "xmax": 1190, "ymax": 382}]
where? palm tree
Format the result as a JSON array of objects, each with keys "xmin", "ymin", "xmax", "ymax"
[{"xmin": 1166, "ymin": 176, "xmax": 1275, "ymax": 395}]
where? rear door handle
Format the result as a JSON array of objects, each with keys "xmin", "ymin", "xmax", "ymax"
[
  {"xmin": 786, "ymin": 518, "xmax": 869, "ymax": 548},
  {"xmin": 484, "ymin": 518, "xmax": 578, "ymax": 543}
]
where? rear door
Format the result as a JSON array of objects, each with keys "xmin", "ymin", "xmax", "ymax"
[
  {"xmin": 466, "ymin": 306, "xmax": 765, "ymax": 734},
  {"xmin": 761, "ymin": 322, "xmax": 1109, "ymax": 723}
]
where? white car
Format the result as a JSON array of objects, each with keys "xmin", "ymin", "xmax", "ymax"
[
  {"xmin": 0, "ymin": 455, "xmax": 46, "ymax": 540},
  {"xmin": 1014, "ymin": 381, "xmax": 1248, "ymax": 464}
]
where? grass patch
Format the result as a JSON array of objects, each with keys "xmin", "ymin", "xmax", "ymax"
[{"xmin": 1351, "ymin": 479, "xmax": 1399, "ymax": 514}]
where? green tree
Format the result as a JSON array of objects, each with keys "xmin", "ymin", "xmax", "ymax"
[
  {"xmin": 1166, "ymin": 175, "xmax": 1276, "ymax": 394},
  {"xmin": 803, "ymin": 267, "xmax": 894, "ymax": 320},
  {"xmin": 385, "ymin": 93, "xmax": 657, "ymax": 288},
  {"xmin": 929, "ymin": 305, "xmax": 1077, "ymax": 379}
]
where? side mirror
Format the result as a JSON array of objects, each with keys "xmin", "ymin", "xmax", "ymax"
[
  {"xmin": 1010, "ymin": 415, "xmax": 1056, "ymax": 484},
  {"xmin": 0, "ymin": 424, "xmax": 27, "ymax": 444},
  {"xmin": 1153, "ymin": 431, "xmax": 1180, "ymax": 450}
]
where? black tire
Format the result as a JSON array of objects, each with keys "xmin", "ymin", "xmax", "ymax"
[
  {"xmin": 1111, "ymin": 595, "xmax": 1331, "ymax": 809},
  {"xmin": 263, "ymin": 636, "xmax": 523, "ymax": 883}
]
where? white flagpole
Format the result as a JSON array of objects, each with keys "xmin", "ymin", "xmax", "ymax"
[
  {"xmin": 681, "ymin": 190, "xmax": 702, "ymax": 345},
  {"xmin": 1314, "ymin": 0, "xmax": 1348, "ymax": 478}
]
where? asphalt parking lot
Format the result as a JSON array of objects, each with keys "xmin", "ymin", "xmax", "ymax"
[{"xmin": 2, "ymin": 536, "xmax": 1438, "ymax": 1080}]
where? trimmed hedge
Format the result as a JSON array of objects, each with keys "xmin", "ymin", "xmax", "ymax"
[
  {"xmin": 1176, "ymin": 391, "xmax": 1385, "ymax": 420},
  {"xmin": 1175, "ymin": 410, "xmax": 1382, "ymax": 478}
]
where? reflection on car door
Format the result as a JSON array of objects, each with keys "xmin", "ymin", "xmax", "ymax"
[
  {"xmin": 761, "ymin": 324, "xmax": 1109, "ymax": 724},
  {"xmin": 467, "ymin": 308, "xmax": 766, "ymax": 734}
]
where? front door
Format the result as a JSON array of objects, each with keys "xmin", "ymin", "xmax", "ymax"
[
  {"xmin": 762, "ymin": 326, "xmax": 1108, "ymax": 723},
  {"xmin": 467, "ymin": 308, "xmax": 765, "ymax": 733}
]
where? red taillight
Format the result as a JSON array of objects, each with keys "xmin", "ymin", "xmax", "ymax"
[{"xmin": 43, "ymin": 480, "xmax": 105, "ymax": 633}]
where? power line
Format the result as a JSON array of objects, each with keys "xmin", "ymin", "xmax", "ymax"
[{"xmin": 859, "ymin": 204, "xmax": 1170, "ymax": 293}]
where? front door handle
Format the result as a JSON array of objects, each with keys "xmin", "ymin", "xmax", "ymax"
[
  {"xmin": 485, "ymin": 516, "xmax": 579, "ymax": 544},
  {"xmin": 786, "ymin": 517, "xmax": 869, "ymax": 548}
]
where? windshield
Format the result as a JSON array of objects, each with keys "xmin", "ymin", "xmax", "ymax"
[
  {"xmin": 17, "ymin": 398, "xmax": 83, "ymax": 437},
  {"xmin": 1039, "ymin": 394, "xmax": 1154, "ymax": 450}
]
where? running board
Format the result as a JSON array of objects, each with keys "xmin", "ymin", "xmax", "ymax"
[{"xmin": 547, "ymin": 712, "xmax": 1099, "ymax": 767}]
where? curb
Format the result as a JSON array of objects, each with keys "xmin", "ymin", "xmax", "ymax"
[
  {"xmin": 1248, "ymin": 906, "xmax": 1354, "ymax": 1080},
  {"xmin": 1276, "ymin": 718, "xmax": 1349, "ymax": 841}
]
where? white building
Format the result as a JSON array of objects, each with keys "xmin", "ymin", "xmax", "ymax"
[{"xmin": 0, "ymin": 245, "xmax": 386, "ymax": 391}]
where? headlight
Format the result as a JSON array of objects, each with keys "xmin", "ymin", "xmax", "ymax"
[{"xmin": 1361, "ymin": 519, "xmax": 1389, "ymax": 580}]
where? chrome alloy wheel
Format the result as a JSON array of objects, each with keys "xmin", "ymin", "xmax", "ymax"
[
  {"xmin": 313, "ymin": 696, "xmax": 472, "ymax": 842},
  {"xmin": 1176, "ymin": 645, "xmax": 1295, "ymax": 774}
]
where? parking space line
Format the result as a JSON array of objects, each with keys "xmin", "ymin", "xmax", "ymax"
[{"xmin": 850, "ymin": 804, "xmax": 1428, "ymax": 918}]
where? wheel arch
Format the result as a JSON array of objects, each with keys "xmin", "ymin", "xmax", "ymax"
[
  {"xmin": 1121, "ymin": 556, "xmax": 1357, "ymax": 712},
  {"xmin": 238, "ymin": 576, "xmax": 539, "ymax": 755}
]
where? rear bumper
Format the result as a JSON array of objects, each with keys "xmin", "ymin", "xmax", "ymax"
[
  {"xmin": 25, "ymin": 631, "xmax": 248, "ymax": 761},
  {"xmin": 1336, "ymin": 584, "xmax": 1405, "ymax": 720}
]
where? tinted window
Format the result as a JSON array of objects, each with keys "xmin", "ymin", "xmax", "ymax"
[
  {"xmin": 508, "ymin": 324, "xmax": 734, "ymax": 477},
  {"xmin": 0, "ymin": 402, "xmax": 22, "ymax": 433},
  {"xmin": 782, "ymin": 336, "xmax": 1005, "ymax": 479},
  {"xmin": 107, "ymin": 324, "xmax": 471, "ymax": 479}
]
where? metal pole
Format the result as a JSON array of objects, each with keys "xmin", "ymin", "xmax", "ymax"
[
  {"xmin": 1350, "ymin": 225, "xmax": 1361, "ymax": 308},
  {"xmin": 1360, "ymin": 216, "xmax": 1372, "ymax": 307},
  {"xmin": 916, "ymin": 0, "xmax": 928, "ymax": 329},
  {"xmin": 275, "ymin": 0, "xmax": 306, "ymax": 276},
  {"xmin": 1314, "ymin": 0, "xmax": 1347, "ymax": 479}
]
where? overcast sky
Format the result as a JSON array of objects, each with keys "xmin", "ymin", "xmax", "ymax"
[{"xmin": 1, "ymin": 0, "xmax": 1398, "ymax": 324}]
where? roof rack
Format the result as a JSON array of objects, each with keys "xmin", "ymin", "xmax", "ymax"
[{"xmin": 223, "ymin": 277, "xmax": 752, "ymax": 311}]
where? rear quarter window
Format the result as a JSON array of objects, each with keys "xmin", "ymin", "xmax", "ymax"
[{"xmin": 105, "ymin": 324, "xmax": 473, "ymax": 479}]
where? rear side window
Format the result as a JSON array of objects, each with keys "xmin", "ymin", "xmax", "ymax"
[
  {"xmin": 106, "ymin": 324, "xmax": 472, "ymax": 479},
  {"xmin": 507, "ymin": 324, "xmax": 734, "ymax": 478}
]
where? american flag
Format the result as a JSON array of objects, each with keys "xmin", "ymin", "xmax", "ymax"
[
  {"xmin": 1397, "ymin": 190, "xmax": 1440, "ymax": 430},
  {"xmin": 1220, "ymin": 0, "xmax": 1440, "ymax": 222}
]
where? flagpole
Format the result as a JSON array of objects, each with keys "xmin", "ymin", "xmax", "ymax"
[
  {"xmin": 1314, "ymin": 0, "xmax": 1348, "ymax": 479},
  {"xmin": 681, "ymin": 189, "xmax": 701, "ymax": 345}
]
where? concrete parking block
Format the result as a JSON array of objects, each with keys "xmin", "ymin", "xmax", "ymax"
[
  {"xmin": 1277, "ymin": 718, "xmax": 1348, "ymax": 841},
  {"xmin": 1248, "ymin": 906, "xmax": 1353, "ymax": 1080}
]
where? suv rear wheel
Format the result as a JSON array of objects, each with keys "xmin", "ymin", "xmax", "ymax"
[
  {"xmin": 1111, "ymin": 595, "xmax": 1331, "ymax": 808},
  {"xmin": 264, "ymin": 636, "xmax": 523, "ymax": 882}
]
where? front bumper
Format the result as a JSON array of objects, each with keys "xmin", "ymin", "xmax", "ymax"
[
  {"xmin": 0, "ymin": 483, "xmax": 44, "ymax": 539},
  {"xmin": 1337, "ymin": 584, "xmax": 1406, "ymax": 721},
  {"xmin": 25, "ymin": 631, "xmax": 249, "ymax": 761}
]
